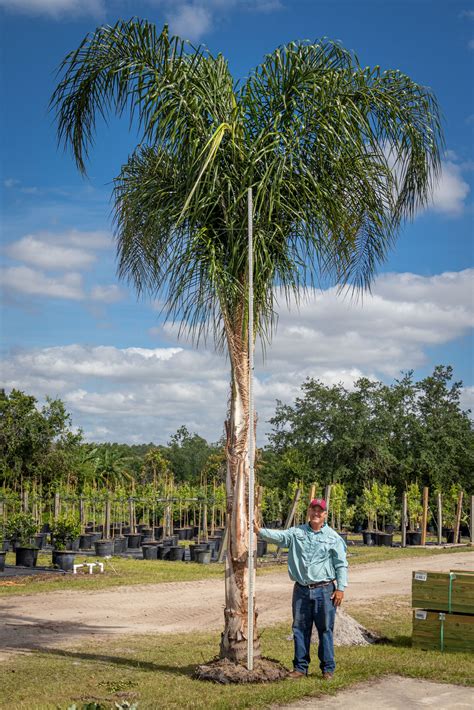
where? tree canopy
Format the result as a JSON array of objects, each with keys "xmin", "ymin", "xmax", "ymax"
[{"xmin": 264, "ymin": 365, "xmax": 474, "ymax": 496}]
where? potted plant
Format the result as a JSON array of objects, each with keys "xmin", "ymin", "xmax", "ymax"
[
  {"xmin": 329, "ymin": 482, "xmax": 347, "ymax": 538},
  {"xmin": 376, "ymin": 484, "xmax": 395, "ymax": 546},
  {"xmin": 360, "ymin": 483, "xmax": 379, "ymax": 545},
  {"xmin": 443, "ymin": 484, "xmax": 464, "ymax": 543},
  {"xmin": 5, "ymin": 512, "xmax": 39, "ymax": 567},
  {"xmin": 406, "ymin": 483, "xmax": 423, "ymax": 545},
  {"xmin": 0, "ymin": 524, "xmax": 6, "ymax": 572},
  {"xmin": 50, "ymin": 515, "xmax": 81, "ymax": 571}
]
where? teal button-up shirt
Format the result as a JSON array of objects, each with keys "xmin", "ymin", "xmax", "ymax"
[{"xmin": 258, "ymin": 522, "xmax": 348, "ymax": 591}]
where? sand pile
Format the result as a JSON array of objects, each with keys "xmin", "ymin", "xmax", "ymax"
[
  {"xmin": 332, "ymin": 608, "xmax": 379, "ymax": 646},
  {"xmin": 286, "ymin": 610, "xmax": 379, "ymax": 646}
]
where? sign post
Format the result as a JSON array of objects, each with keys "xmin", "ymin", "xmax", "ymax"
[{"xmin": 247, "ymin": 187, "xmax": 255, "ymax": 671}]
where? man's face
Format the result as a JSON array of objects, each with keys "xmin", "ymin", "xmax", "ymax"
[{"xmin": 308, "ymin": 504, "xmax": 326, "ymax": 524}]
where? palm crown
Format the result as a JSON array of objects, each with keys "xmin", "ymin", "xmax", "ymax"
[{"xmin": 52, "ymin": 19, "xmax": 443, "ymax": 349}]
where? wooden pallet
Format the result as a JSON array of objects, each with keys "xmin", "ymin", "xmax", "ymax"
[
  {"xmin": 411, "ymin": 571, "xmax": 474, "ymax": 615},
  {"xmin": 412, "ymin": 609, "xmax": 474, "ymax": 653}
]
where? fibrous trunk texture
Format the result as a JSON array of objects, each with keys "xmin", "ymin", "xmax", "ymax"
[{"xmin": 219, "ymin": 315, "xmax": 260, "ymax": 663}]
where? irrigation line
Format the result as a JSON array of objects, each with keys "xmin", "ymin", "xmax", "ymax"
[{"xmin": 247, "ymin": 186, "xmax": 255, "ymax": 671}]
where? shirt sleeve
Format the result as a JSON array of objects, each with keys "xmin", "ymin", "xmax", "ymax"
[
  {"xmin": 331, "ymin": 536, "xmax": 348, "ymax": 591},
  {"xmin": 258, "ymin": 527, "xmax": 294, "ymax": 548}
]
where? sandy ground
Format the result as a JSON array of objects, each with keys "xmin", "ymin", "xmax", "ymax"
[
  {"xmin": 272, "ymin": 676, "xmax": 474, "ymax": 709},
  {"xmin": 0, "ymin": 551, "xmax": 472, "ymax": 660}
]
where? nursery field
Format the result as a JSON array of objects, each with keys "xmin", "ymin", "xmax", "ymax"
[
  {"xmin": 1, "ymin": 550, "xmax": 472, "ymax": 659},
  {"xmin": 1, "ymin": 591, "xmax": 473, "ymax": 709},
  {"xmin": 0, "ymin": 544, "xmax": 471, "ymax": 596}
]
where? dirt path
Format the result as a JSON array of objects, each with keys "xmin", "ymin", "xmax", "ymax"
[{"xmin": 0, "ymin": 551, "xmax": 472, "ymax": 659}]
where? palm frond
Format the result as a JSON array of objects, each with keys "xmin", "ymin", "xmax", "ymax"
[{"xmin": 53, "ymin": 22, "xmax": 444, "ymax": 348}]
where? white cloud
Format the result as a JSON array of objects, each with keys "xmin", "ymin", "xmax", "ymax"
[
  {"xmin": 0, "ymin": 266, "xmax": 84, "ymax": 300},
  {"xmin": 156, "ymin": 0, "xmax": 283, "ymax": 42},
  {"xmin": 251, "ymin": 0, "xmax": 283, "ymax": 11},
  {"xmin": 166, "ymin": 3, "xmax": 212, "ymax": 42},
  {"xmin": 6, "ymin": 235, "xmax": 96, "ymax": 270},
  {"xmin": 66, "ymin": 230, "xmax": 111, "ymax": 249},
  {"xmin": 89, "ymin": 284, "xmax": 124, "ymax": 303},
  {"xmin": 0, "ymin": 0, "xmax": 105, "ymax": 19},
  {"xmin": 429, "ymin": 160, "xmax": 471, "ymax": 216},
  {"xmin": 3, "ymin": 178, "xmax": 20, "ymax": 188},
  {"xmin": 1, "ymin": 269, "xmax": 472, "ymax": 443},
  {"xmin": 460, "ymin": 386, "xmax": 474, "ymax": 413}
]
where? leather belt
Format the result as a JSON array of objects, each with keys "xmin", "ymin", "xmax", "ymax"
[{"xmin": 298, "ymin": 580, "xmax": 334, "ymax": 589}]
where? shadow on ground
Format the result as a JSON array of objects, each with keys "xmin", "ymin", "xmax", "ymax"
[{"xmin": 0, "ymin": 611, "xmax": 123, "ymax": 654}]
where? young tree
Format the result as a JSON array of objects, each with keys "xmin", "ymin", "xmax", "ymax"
[
  {"xmin": 52, "ymin": 20, "xmax": 442, "ymax": 664},
  {"xmin": 0, "ymin": 389, "xmax": 82, "ymax": 489}
]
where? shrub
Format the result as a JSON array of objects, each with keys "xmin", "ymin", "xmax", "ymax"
[
  {"xmin": 5, "ymin": 512, "xmax": 37, "ymax": 546},
  {"xmin": 50, "ymin": 515, "xmax": 81, "ymax": 550}
]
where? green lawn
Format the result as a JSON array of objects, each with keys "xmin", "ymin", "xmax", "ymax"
[
  {"xmin": 1, "ymin": 595, "xmax": 472, "ymax": 709},
  {"xmin": 0, "ymin": 545, "xmax": 471, "ymax": 597}
]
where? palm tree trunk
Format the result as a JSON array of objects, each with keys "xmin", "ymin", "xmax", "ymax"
[{"xmin": 220, "ymin": 319, "xmax": 260, "ymax": 663}]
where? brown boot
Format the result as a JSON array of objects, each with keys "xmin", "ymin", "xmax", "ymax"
[
  {"xmin": 322, "ymin": 672, "xmax": 334, "ymax": 680},
  {"xmin": 288, "ymin": 670, "xmax": 306, "ymax": 679}
]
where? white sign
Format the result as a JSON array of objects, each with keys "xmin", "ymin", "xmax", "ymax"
[
  {"xmin": 414, "ymin": 572, "xmax": 428, "ymax": 582},
  {"xmin": 415, "ymin": 610, "xmax": 428, "ymax": 620}
]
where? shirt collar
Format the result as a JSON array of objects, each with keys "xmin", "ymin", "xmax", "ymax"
[{"xmin": 307, "ymin": 521, "xmax": 327, "ymax": 533}]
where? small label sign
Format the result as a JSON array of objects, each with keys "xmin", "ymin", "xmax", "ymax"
[
  {"xmin": 415, "ymin": 610, "xmax": 428, "ymax": 620},
  {"xmin": 414, "ymin": 572, "xmax": 428, "ymax": 582}
]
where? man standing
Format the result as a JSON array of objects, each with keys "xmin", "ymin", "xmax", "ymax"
[{"xmin": 254, "ymin": 498, "xmax": 348, "ymax": 679}]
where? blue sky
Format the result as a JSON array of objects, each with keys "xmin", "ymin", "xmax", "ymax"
[{"xmin": 1, "ymin": 0, "xmax": 473, "ymax": 444}]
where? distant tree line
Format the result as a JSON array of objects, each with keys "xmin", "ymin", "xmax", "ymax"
[
  {"xmin": 0, "ymin": 365, "xmax": 472, "ymax": 499},
  {"xmin": 260, "ymin": 365, "xmax": 473, "ymax": 498}
]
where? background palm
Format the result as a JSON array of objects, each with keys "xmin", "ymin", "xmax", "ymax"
[{"xmin": 52, "ymin": 19, "xmax": 443, "ymax": 662}]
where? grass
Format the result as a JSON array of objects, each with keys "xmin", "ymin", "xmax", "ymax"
[
  {"xmin": 1, "ymin": 595, "xmax": 473, "ymax": 709},
  {"xmin": 0, "ymin": 545, "xmax": 471, "ymax": 597}
]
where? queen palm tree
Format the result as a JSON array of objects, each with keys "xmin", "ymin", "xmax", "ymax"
[{"xmin": 51, "ymin": 19, "xmax": 442, "ymax": 663}]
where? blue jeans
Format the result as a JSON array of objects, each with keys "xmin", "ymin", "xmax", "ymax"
[{"xmin": 292, "ymin": 582, "xmax": 336, "ymax": 675}]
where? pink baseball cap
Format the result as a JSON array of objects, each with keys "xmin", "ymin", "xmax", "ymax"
[{"xmin": 309, "ymin": 498, "xmax": 327, "ymax": 511}]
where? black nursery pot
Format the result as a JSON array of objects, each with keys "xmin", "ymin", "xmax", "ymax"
[
  {"xmin": 94, "ymin": 539, "xmax": 114, "ymax": 557},
  {"xmin": 445, "ymin": 529, "xmax": 461, "ymax": 544},
  {"xmin": 406, "ymin": 531, "xmax": 422, "ymax": 546},
  {"xmin": 126, "ymin": 533, "xmax": 142, "ymax": 549},
  {"xmin": 195, "ymin": 549, "xmax": 212, "ymax": 564},
  {"xmin": 15, "ymin": 547, "xmax": 38, "ymax": 567},
  {"xmin": 362, "ymin": 531, "xmax": 376, "ymax": 546},
  {"xmin": 34, "ymin": 533, "xmax": 46, "ymax": 550},
  {"xmin": 257, "ymin": 540, "xmax": 267, "ymax": 557},
  {"xmin": 79, "ymin": 534, "xmax": 93, "ymax": 550},
  {"xmin": 0, "ymin": 550, "xmax": 6, "ymax": 572},
  {"xmin": 169, "ymin": 545, "xmax": 185, "ymax": 561},
  {"xmin": 52, "ymin": 550, "xmax": 76, "ymax": 572},
  {"xmin": 206, "ymin": 537, "xmax": 221, "ymax": 560},
  {"xmin": 376, "ymin": 532, "xmax": 393, "ymax": 547},
  {"xmin": 189, "ymin": 544, "xmax": 207, "ymax": 561},
  {"xmin": 65, "ymin": 537, "xmax": 80, "ymax": 552},
  {"xmin": 157, "ymin": 545, "xmax": 171, "ymax": 560},
  {"xmin": 113, "ymin": 536, "xmax": 128, "ymax": 554},
  {"xmin": 142, "ymin": 544, "xmax": 158, "ymax": 560}
]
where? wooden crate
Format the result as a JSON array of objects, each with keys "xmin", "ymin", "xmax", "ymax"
[
  {"xmin": 412, "ymin": 610, "xmax": 474, "ymax": 653},
  {"xmin": 411, "ymin": 571, "xmax": 474, "ymax": 615}
]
